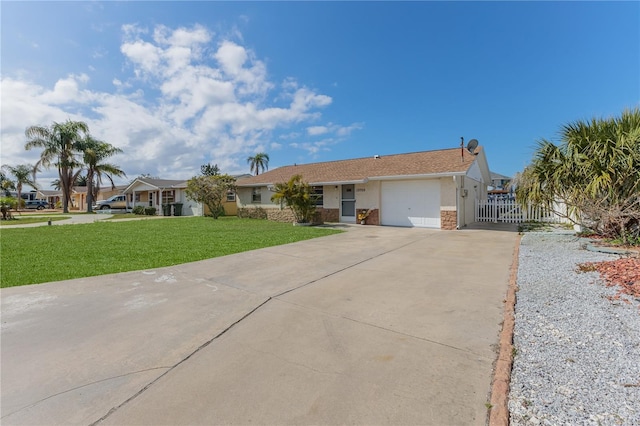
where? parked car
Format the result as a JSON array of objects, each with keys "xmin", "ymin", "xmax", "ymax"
[
  {"xmin": 25, "ymin": 200, "xmax": 49, "ymax": 210},
  {"xmin": 93, "ymin": 195, "xmax": 128, "ymax": 210}
]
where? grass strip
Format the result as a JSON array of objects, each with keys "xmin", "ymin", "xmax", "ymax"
[
  {"xmin": 0, "ymin": 217, "xmax": 341, "ymax": 288},
  {"xmin": 0, "ymin": 216, "xmax": 71, "ymax": 226}
]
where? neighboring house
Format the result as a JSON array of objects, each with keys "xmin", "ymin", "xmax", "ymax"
[
  {"xmin": 235, "ymin": 147, "xmax": 491, "ymax": 230},
  {"xmin": 204, "ymin": 173, "xmax": 252, "ymax": 217},
  {"xmin": 123, "ymin": 178, "xmax": 201, "ymax": 216},
  {"xmin": 36, "ymin": 190, "xmax": 62, "ymax": 208},
  {"xmin": 33, "ymin": 185, "xmax": 127, "ymax": 211},
  {"xmin": 96, "ymin": 185, "xmax": 128, "ymax": 201},
  {"xmin": 489, "ymin": 172, "xmax": 511, "ymax": 190},
  {"xmin": 69, "ymin": 187, "xmax": 89, "ymax": 211},
  {"xmin": 488, "ymin": 172, "xmax": 514, "ymax": 200},
  {"xmin": 6, "ymin": 191, "xmax": 38, "ymax": 201}
]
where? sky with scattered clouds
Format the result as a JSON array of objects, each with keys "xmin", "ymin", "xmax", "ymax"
[{"xmin": 1, "ymin": 1, "xmax": 638, "ymax": 189}]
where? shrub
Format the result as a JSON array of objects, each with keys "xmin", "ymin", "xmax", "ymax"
[
  {"xmin": 132, "ymin": 206, "xmax": 145, "ymax": 215},
  {"xmin": 1, "ymin": 197, "xmax": 17, "ymax": 220},
  {"xmin": 237, "ymin": 206, "xmax": 267, "ymax": 219},
  {"xmin": 205, "ymin": 205, "xmax": 225, "ymax": 218},
  {"xmin": 144, "ymin": 207, "xmax": 156, "ymax": 216}
]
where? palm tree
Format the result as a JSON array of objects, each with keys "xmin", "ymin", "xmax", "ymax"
[
  {"xmin": 270, "ymin": 174, "xmax": 316, "ymax": 223},
  {"xmin": 75, "ymin": 175, "xmax": 88, "ymax": 187},
  {"xmin": 79, "ymin": 136, "xmax": 125, "ymax": 213},
  {"xmin": 516, "ymin": 107, "xmax": 640, "ymax": 242},
  {"xmin": 0, "ymin": 164, "xmax": 38, "ymax": 211},
  {"xmin": 25, "ymin": 120, "xmax": 89, "ymax": 213},
  {"xmin": 247, "ymin": 152, "xmax": 270, "ymax": 176}
]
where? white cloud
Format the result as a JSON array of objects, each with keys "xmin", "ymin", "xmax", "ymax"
[
  {"xmin": 307, "ymin": 126, "xmax": 328, "ymax": 136},
  {"xmin": 306, "ymin": 122, "xmax": 363, "ymax": 137},
  {"xmin": 336, "ymin": 122, "xmax": 364, "ymax": 136},
  {"xmin": 215, "ymin": 41, "xmax": 248, "ymax": 76},
  {"xmin": 291, "ymin": 122, "xmax": 364, "ymax": 157},
  {"xmin": 1, "ymin": 23, "xmax": 351, "ymax": 186}
]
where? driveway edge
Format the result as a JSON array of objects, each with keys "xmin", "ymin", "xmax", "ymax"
[{"xmin": 488, "ymin": 233, "xmax": 521, "ymax": 426}]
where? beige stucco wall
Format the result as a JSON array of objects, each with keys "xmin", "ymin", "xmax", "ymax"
[
  {"xmin": 354, "ymin": 181, "xmax": 380, "ymax": 211},
  {"xmin": 237, "ymin": 186, "xmax": 281, "ymax": 209},
  {"xmin": 238, "ymin": 185, "xmax": 343, "ymax": 211},
  {"xmin": 439, "ymin": 177, "xmax": 456, "ymax": 211},
  {"xmin": 457, "ymin": 175, "xmax": 483, "ymax": 227},
  {"xmin": 323, "ymin": 185, "xmax": 340, "ymax": 209}
]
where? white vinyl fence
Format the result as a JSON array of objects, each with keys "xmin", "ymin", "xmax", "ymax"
[{"xmin": 475, "ymin": 199, "xmax": 569, "ymax": 224}]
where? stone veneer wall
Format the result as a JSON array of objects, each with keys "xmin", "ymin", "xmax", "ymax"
[
  {"xmin": 265, "ymin": 209, "xmax": 296, "ymax": 223},
  {"xmin": 440, "ymin": 210, "xmax": 457, "ymax": 230},
  {"xmin": 362, "ymin": 209, "xmax": 379, "ymax": 225},
  {"xmin": 265, "ymin": 207, "xmax": 339, "ymax": 225},
  {"xmin": 319, "ymin": 208, "xmax": 339, "ymax": 223}
]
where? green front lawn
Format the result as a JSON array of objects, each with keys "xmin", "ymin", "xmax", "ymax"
[{"xmin": 0, "ymin": 217, "xmax": 341, "ymax": 288}]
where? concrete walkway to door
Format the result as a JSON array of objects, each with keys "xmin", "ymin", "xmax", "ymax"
[{"xmin": 0, "ymin": 224, "xmax": 518, "ymax": 425}]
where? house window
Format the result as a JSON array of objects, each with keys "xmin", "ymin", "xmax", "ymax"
[
  {"xmin": 252, "ymin": 188, "xmax": 262, "ymax": 203},
  {"xmin": 162, "ymin": 190, "xmax": 175, "ymax": 204},
  {"xmin": 311, "ymin": 186, "xmax": 323, "ymax": 206},
  {"xmin": 226, "ymin": 191, "xmax": 236, "ymax": 202}
]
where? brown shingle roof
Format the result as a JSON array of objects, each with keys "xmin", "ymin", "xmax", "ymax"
[{"xmin": 237, "ymin": 147, "xmax": 481, "ymax": 186}]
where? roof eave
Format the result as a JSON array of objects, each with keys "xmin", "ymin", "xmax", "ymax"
[
  {"xmin": 238, "ymin": 179, "xmax": 368, "ymax": 187},
  {"xmin": 368, "ymin": 171, "xmax": 466, "ymax": 181}
]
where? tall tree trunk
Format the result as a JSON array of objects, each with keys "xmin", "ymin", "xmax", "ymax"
[
  {"xmin": 86, "ymin": 173, "xmax": 94, "ymax": 213},
  {"xmin": 61, "ymin": 167, "xmax": 71, "ymax": 213},
  {"xmin": 16, "ymin": 183, "xmax": 22, "ymax": 213}
]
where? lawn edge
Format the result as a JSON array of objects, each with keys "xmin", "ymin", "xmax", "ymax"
[{"xmin": 488, "ymin": 232, "xmax": 521, "ymax": 426}]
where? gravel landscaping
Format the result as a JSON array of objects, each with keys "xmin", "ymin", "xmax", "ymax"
[{"xmin": 509, "ymin": 232, "xmax": 640, "ymax": 425}]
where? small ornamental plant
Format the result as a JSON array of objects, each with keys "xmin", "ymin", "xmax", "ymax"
[{"xmin": 358, "ymin": 209, "xmax": 372, "ymax": 224}]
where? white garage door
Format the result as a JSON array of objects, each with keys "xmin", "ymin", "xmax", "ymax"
[{"xmin": 381, "ymin": 180, "xmax": 441, "ymax": 228}]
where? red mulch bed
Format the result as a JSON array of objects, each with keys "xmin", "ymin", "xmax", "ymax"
[{"xmin": 579, "ymin": 257, "xmax": 640, "ymax": 301}]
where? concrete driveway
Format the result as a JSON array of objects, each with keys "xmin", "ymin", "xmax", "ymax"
[{"xmin": 1, "ymin": 224, "xmax": 518, "ymax": 425}]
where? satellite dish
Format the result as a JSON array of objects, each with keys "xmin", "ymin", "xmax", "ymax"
[{"xmin": 467, "ymin": 139, "xmax": 479, "ymax": 154}]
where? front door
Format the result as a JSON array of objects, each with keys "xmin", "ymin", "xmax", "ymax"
[{"xmin": 340, "ymin": 184, "xmax": 356, "ymax": 223}]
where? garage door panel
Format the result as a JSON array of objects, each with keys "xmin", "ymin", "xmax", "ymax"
[{"xmin": 381, "ymin": 180, "xmax": 441, "ymax": 228}]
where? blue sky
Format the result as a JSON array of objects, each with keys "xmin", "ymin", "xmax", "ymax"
[{"xmin": 1, "ymin": 1, "xmax": 638, "ymax": 188}]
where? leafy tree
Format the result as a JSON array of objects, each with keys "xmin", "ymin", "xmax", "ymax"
[
  {"xmin": 0, "ymin": 164, "xmax": 38, "ymax": 211},
  {"xmin": 0, "ymin": 171, "xmax": 14, "ymax": 196},
  {"xmin": 270, "ymin": 174, "xmax": 317, "ymax": 224},
  {"xmin": 1, "ymin": 171, "xmax": 16, "ymax": 196},
  {"xmin": 79, "ymin": 136, "xmax": 125, "ymax": 213},
  {"xmin": 185, "ymin": 174, "xmax": 236, "ymax": 219},
  {"xmin": 25, "ymin": 120, "xmax": 89, "ymax": 213},
  {"xmin": 201, "ymin": 163, "xmax": 220, "ymax": 176},
  {"xmin": 515, "ymin": 108, "xmax": 640, "ymax": 244},
  {"xmin": 247, "ymin": 153, "xmax": 269, "ymax": 176},
  {"xmin": 0, "ymin": 196, "xmax": 17, "ymax": 220}
]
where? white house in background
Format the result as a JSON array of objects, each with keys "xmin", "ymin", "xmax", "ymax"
[
  {"xmin": 489, "ymin": 172, "xmax": 512, "ymax": 190},
  {"xmin": 123, "ymin": 178, "xmax": 202, "ymax": 216},
  {"xmin": 235, "ymin": 146, "xmax": 492, "ymax": 230}
]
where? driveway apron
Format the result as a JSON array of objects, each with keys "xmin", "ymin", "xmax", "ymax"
[{"xmin": 1, "ymin": 225, "xmax": 518, "ymax": 425}]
